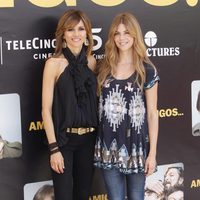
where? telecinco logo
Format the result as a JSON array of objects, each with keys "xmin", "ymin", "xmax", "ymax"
[
  {"xmin": 1, "ymin": 28, "xmax": 103, "ymax": 61},
  {"xmin": 5, "ymin": 37, "xmax": 56, "ymax": 60},
  {"xmin": 144, "ymin": 31, "xmax": 180, "ymax": 57}
]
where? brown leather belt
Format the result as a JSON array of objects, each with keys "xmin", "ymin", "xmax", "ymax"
[{"xmin": 66, "ymin": 127, "xmax": 95, "ymax": 135}]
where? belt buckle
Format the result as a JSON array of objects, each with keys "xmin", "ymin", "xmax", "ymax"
[{"xmin": 77, "ymin": 128, "xmax": 85, "ymax": 135}]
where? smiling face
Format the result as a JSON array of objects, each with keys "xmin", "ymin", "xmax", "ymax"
[
  {"xmin": 114, "ymin": 23, "xmax": 134, "ymax": 53},
  {"xmin": 63, "ymin": 20, "xmax": 87, "ymax": 53}
]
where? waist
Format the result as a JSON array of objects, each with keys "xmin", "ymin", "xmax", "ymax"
[{"xmin": 66, "ymin": 127, "xmax": 95, "ymax": 135}]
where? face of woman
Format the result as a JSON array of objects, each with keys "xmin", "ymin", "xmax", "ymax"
[
  {"xmin": 63, "ymin": 20, "xmax": 87, "ymax": 52},
  {"xmin": 114, "ymin": 23, "xmax": 134, "ymax": 52}
]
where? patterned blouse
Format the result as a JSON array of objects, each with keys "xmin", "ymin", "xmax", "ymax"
[{"xmin": 94, "ymin": 64, "xmax": 160, "ymax": 174}]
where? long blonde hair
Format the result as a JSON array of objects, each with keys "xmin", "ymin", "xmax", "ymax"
[
  {"xmin": 54, "ymin": 9, "xmax": 93, "ymax": 57},
  {"xmin": 97, "ymin": 12, "xmax": 155, "ymax": 95}
]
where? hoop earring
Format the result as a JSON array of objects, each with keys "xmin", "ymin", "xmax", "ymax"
[{"xmin": 84, "ymin": 38, "xmax": 89, "ymax": 46}]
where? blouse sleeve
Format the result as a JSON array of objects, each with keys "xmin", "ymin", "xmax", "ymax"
[{"xmin": 144, "ymin": 63, "xmax": 160, "ymax": 90}]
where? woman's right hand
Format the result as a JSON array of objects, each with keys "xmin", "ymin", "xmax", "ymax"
[{"xmin": 50, "ymin": 151, "xmax": 65, "ymax": 174}]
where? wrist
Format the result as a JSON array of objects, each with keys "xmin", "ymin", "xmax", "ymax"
[
  {"xmin": 50, "ymin": 148, "xmax": 60, "ymax": 156},
  {"xmin": 48, "ymin": 142, "xmax": 58, "ymax": 151},
  {"xmin": 148, "ymin": 152, "xmax": 156, "ymax": 158},
  {"xmin": 48, "ymin": 142, "xmax": 60, "ymax": 155}
]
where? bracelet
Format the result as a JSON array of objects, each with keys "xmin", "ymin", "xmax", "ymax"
[
  {"xmin": 50, "ymin": 148, "xmax": 60, "ymax": 156},
  {"xmin": 48, "ymin": 142, "xmax": 58, "ymax": 151}
]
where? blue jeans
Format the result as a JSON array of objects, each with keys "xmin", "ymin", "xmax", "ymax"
[{"xmin": 102, "ymin": 169, "xmax": 145, "ymax": 200}]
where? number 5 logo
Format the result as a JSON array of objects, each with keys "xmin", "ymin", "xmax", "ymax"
[{"xmin": 92, "ymin": 28, "xmax": 102, "ymax": 51}]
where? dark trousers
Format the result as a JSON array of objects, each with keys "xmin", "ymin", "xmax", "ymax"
[{"xmin": 52, "ymin": 132, "xmax": 96, "ymax": 200}]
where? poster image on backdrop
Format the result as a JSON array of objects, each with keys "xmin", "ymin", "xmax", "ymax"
[
  {"xmin": 0, "ymin": 93, "xmax": 22, "ymax": 159},
  {"xmin": 24, "ymin": 180, "xmax": 54, "ymax": 200},
  {"xmin": 191, "ymin": 80, "xmax": 200, "ymax": 136},
  {"xmin": 145, "ymin": 162, "xmax": 184, "ymax": 200}
]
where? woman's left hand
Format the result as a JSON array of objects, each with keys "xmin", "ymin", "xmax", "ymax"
[{"xmin": 145, "ymin": 155, "xmax": 157, "ymax": 176}]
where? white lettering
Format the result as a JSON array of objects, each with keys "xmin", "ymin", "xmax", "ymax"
[{"xmin": 6, "ymin": 41, "xmax": 12, "ymax": 50}]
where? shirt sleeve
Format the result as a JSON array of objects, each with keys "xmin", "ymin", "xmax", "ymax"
[{"xmin": 144, "ymin": 63, "xmax": 160, "ymax": 90}]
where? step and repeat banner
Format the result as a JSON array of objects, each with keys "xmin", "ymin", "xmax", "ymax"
[{"xmin": 0, "ymin": 0, "xmax": 200, "ymax": 199}]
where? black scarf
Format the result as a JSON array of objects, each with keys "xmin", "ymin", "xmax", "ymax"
[{"xmin": 62, "ymin": 46, "xmax": 93, "ymax": 107}]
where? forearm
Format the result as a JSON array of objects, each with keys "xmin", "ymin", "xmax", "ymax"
[
  {"xmin": 42, "ymin": 109, "xmax": 57, "ymax": 144},
  {"xmin": 147, "ymin": 110, "xmax": 159, "ymax": 157}
]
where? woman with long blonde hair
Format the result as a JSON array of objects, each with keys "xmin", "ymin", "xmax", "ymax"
[{"xmin": 94, "ymin": 12, "xmax": 159, "ymax": 200}]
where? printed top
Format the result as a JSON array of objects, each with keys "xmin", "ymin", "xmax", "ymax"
[{"xmin": 94, "ymin": 64, "xmax": 159, "ymax": 174}]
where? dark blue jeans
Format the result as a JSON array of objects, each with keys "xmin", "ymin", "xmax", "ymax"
[{"xmin": 102, "ymin": 169, "xmax": 145, "ymax": 200}]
